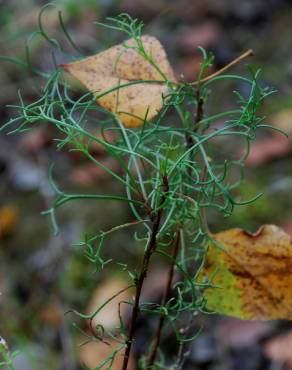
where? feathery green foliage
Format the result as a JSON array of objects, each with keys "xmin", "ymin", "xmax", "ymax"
[{"xmin": 1, "ymin": 7, "xmax": 278, "ymax": 370}]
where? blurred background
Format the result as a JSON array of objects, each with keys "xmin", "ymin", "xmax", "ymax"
[{"xmin": 1, "ymin": 0, "xmax": 292, "ymax": 369}]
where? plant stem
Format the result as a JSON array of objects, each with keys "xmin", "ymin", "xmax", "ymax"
[
  {"xmin": 186, "ymin": 85, "xmax": 204, "ymax": 177},
  {"xmin": 194, "ymin": 89, "xmax": 204, "ymax": 128},
  {"xmin": 146, "ymin": 230, "xmax": 181, "ymax": 369},
  {"xmin": 122, "ymin": 175, "xmax": 169, "ymax": 370},
  {"xmin": 191, "ymin": 49, "xmax": 253, "ymax": 85}
]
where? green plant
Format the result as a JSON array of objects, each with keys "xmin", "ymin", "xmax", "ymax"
[
  {"xmin": 0, "ymin": 337, "xmax": 18, "ymax": 370},
  {"xmin": 1, "ymin": 8, "xmax": 283, "ymax": 370}
]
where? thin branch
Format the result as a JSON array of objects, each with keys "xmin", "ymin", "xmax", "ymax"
[
  {"xmin": 122, "ymin": 175, "xmax": 169, "ymax": 370},
  {"xmin": 186, "ymin": 77, "xmax": 204, "ymax": 176},
  {"xmin": 191, "ymin": 49, "xmax": 254, "ymax": 85},
  {"xmin": 198, "ymin": 165, "xmax": 211, "ymax": 235},
  {"xmin": 146, "ymin": 230, "xmax": 181, "ymax": 369},
  {"xmin": 194, "ymin": 89, "xmax": 204, "ymax": 128},
  {"xmin": 174, "ymin": 312, "xmax": 197, "ymax": 370},
  {"xmin": 103, "ymin": 49, "xmax": 253, "ymax": 88}
]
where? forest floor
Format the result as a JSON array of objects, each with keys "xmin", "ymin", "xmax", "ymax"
[{"xmin": 1, "ymin": 1, "xmax": 292, "ymax": 369}]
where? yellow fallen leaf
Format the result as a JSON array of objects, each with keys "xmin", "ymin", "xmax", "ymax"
[
  {"xmin": 201, "ymin": 225, "xmax": 292, "ymax": 320},
  {"xmin": 62, "ymin": 35, "xmax": 176, "ymax": 127}
]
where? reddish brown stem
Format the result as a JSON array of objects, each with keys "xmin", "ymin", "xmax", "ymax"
[
  {"xmin": 186, "ymin": 87, "xmax": 204, "ymax": 176},
  {"xmin": 146, "ymin": 230, "xmax": 181, "ymax": 369},
  {"xmin": 194, "ymin": 89, "xmax": 204, "ymax": 127},
  {"xmin": 186, "ymin": 49, "xmax": 253, "ymax": 149},
  {"xmin": 191, "ymin": 49, "xmax": 253, "ymax": 85},
  {"xmin": 122, "ymin": 176, "xmax": 169, "ymax": 370}
]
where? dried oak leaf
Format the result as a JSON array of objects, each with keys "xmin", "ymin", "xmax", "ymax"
[
  {"xmin": 62, "ymin": 35, "xmax": 176, "ymax": 127},
  {"xmin": 201, "ymin": 225, "xmax": 292, "ymax": 320}
]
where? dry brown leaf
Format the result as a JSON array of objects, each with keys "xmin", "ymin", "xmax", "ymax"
[
  {"xmin": 70, "ymin": 159, "xmax": 120, "ymax": 186},
  {"xmin": 119, "ymin": 0, "xmax": 164, "ymax": 19},
  {"xmin": 177, "ymin": 22, "xmax": 220, "ymax": 54},
  {"xmin": 264, "ymin": 330, "xmax": 292, "ymax": 369},
  {"xmin": 79, "ymin": 336, "xmax": 135, "ymax": 370},
  {"xmin": 0, "ymin": 205, "xmax": 18, "ymax": 238},
  {"xmin": 200, "ymin": 225, "xmax": 292, "ymax": 320},
  {"xmin": 20, "ymin": 127, "xmax": 52, "ymax": 153},
  {"xmin": 175, "ymin": 55, "xmax": 203, "ymax": 82},
  {"xmin": 62, "ymin": 35, "xmax": 176, "ymax": 127},
  {"xmin": 87, "ymin": 277, "xmax": 133, "ymax": 333},
  {"xmin": 242, "ymin": 108, "xmax": 292, "ymax": 166},
  {"xmin": 39, "ymin": 299, "xmax": 63, "ymax": 326},
  {"xmin": 245, "ymin": 134, "xmax": 290, "ymax": 166},
  {"xmin": 141, "ymin": 264, "xmax": 179, "ymax": 301}
]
